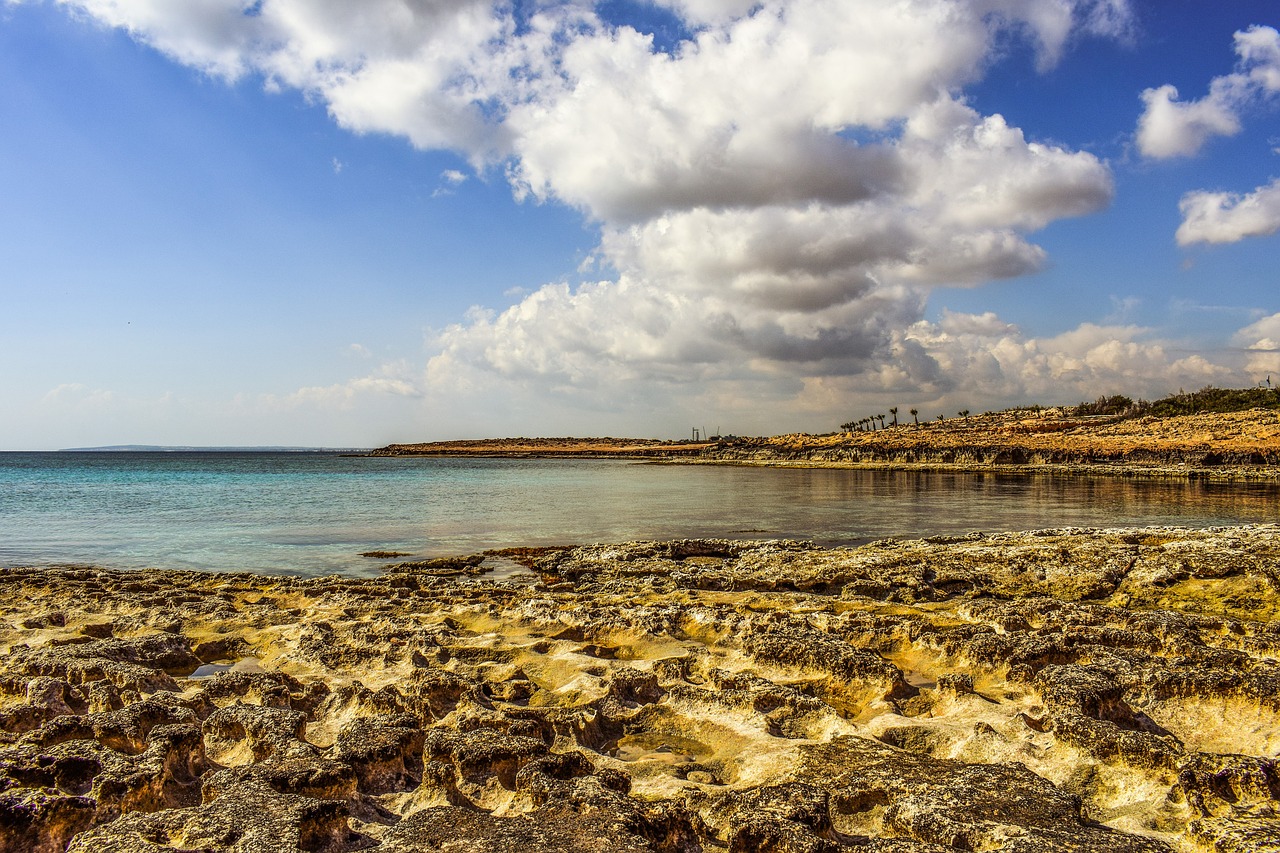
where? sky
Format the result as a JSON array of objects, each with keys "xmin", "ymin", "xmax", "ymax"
[{"xmin": 1, "ymin": 0, "xmax": 1278, "ymax": 449}]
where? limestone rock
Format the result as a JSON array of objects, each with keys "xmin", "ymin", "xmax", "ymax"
[{"xmin": 0, "ymin": 524, "xmax": 1276, "ymax": 850}]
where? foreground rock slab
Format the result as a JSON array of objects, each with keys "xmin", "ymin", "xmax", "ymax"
[{"xmin": 2, "ymin": 525, "xmax": 1278, "ymax": 852}]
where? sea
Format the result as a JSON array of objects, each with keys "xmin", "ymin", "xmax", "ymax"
[{"xmin": 1, "ymin": 451, "xmax": 1277, "ymax": 577}]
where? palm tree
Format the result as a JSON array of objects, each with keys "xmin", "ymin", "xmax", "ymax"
[
  {"xmin": 909, "ymin": 408, "xmax": 919, "ymax": 426},
  {"xmin": 889, "ymin": 407, "xmax": 898, "ymax": 427},
  {"xmin": 877, "ymin": 414, "xmax": 886, "ymax": 430},
  {"xmin": 959, "ymin": 409, "xmax": 970, "ymax": 420}
]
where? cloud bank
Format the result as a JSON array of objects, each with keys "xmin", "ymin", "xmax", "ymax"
[{"xmin": 25, "ymin": 0, "xmax": 1271, "ymax": 431}]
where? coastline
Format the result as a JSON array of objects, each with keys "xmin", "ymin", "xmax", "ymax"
[
  {"xmin": 3, "ymin": 524, "xmax": 1278, "ymax": 851},
  {"xmin": 369, "ymin": 408, "xmax": 1280, "ymax": 482},
  {"xmin": 676, "ymin": 456, "xmax": 1280, "ymax": 482}
]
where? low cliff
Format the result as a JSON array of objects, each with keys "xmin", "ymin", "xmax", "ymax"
[
  {"xmin": 368, "ymin": 410, "xmax": 1280, "ymax": 478},
  {"xmin": 699, "ymin": 408, "xmax": 1280, "ymax": 478}
]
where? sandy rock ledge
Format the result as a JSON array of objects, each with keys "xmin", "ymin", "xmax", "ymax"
[{"xmin": 1, "ymin": 525, "xmax": 1278, "ymax": 852}]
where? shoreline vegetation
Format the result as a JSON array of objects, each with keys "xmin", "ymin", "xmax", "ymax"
[
  {"xmin": 370, "ymin": 390, "xmax": 1280, "ymax": 482},
  {"xmin": 2, "ymin": 524, "xmax": 1278, "ymax": 850}
]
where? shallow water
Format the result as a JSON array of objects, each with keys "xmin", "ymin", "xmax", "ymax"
[{"xmin": 0, "ymin": 451, "xmax": 1275, "ymax": 576}]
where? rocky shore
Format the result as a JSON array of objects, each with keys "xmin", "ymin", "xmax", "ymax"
[
  {"xmin": 696, "ymin": 410, "xmax": 1280, "ymax": 482},
  {"xmin": 3, "ymin": 525, "xmax": 1279, "ymax": 851},
  {"xmin": 369, "ymin": 410, "xmax": 1280, "ymax": 482}
]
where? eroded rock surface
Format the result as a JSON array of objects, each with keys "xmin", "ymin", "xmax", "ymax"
[{"xmin": 2, "ymin": 525, "xmax": 1278, "ymax": 851}]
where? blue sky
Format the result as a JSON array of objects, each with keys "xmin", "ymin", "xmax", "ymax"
[{"xmin": 1, "ymin": 0, "xmax": 1278, "ymax": 448}]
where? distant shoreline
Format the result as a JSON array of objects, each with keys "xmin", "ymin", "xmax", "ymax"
[
  {"xmin": 369, "ymin": 408, "xmax": 1280, "ymax": 482},
  {"xmin": 56, "ymin": 446, "xmax": 372, "ymax": 453},
  {"xmin": 366, "ymin": 437, "xmax": 714, "ymax": 459}
]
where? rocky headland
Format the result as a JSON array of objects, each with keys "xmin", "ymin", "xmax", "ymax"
[
  {"xmin": 370, "ymin": 408, "xmax": 1280, "ymax": 481},
  {"xmin": 3, "ymin": 524, "xmax": 1279, "ymax": 852}
]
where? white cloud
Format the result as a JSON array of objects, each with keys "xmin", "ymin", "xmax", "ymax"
[
  {"xmin": 269, "ymin": 362, "xmax": 423, "ymax": 410},
  {"xmin": 39, "ymin": 382, "xmax": 121, "ymax": 408},
  {"xmin": 426, "ymin": 307, "xmax": 1255, "ymax": 434},
  {"xmin": 433, "ymin": 167, "xmax": 469, "ymax": 196},
  {"xmin": 433, "ymin": 87, "xmax": 1111, "ymax": 389},
  {"xmin": 1137, "ymin": 25, "xmax": 1280, "ymax": 159},
  {"xmin": 54, "ymin": 0, "xmax": 510, "ymax": 155},
  {"xmin": 1158, "ymin": 29, "xmax": 1280, "ymax": 248},
  {"xmin": 1135, "ymin": 84, "xmax": 1241, "ymax": 160},
  {"xmin": 278, "ymin": 376, "xmax": 421, "ymax": 407},
  {"xmin": 1233, "ymin": 311, "xmax": 1280, "ymax": 377},
  {"xmin": 883, "ymin": 317, "xmax": 1230, "ymax": 404},
  {"xmin": 1176, "ymin": 177, "xmax": 1280, "ymax": 245},
  {"xmin": 40, "ymin": 382, "xmax": 90, "ymax": 403},
  {"xmin": 37, "ymin": 0, "xmax": 1150, "ymax": 425}
]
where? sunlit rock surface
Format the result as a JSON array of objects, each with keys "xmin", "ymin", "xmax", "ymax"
[{"xmin": 2, "ymin": 525, "xmax": 1277, "ymax": 852}]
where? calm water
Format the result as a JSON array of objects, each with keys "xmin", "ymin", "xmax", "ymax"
[{"xmin": 0, "ymin": 452, "xmax": 1276, "ymax": 576}]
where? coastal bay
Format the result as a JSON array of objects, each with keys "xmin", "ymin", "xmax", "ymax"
[
  {"xmin": 8, "ymin": 0, "xmax": 1279, "ymax": 847},
  {"xmin": 3, "ymin": 402, "xmax": 1278, "ymax": 851}
]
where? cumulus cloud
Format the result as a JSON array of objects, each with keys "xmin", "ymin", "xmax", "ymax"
[
  {"xmin": 430, "ymin": 7, "xmax": 1113, "ymax": 397},
  {"xmin": 1176, "ymin": 177, "xmax": 1280, "ymax": 245},
  {"xmin": 429, "ymin": 306, "xmax": 1251, "ymax": 434},
  {"xmin": 1151, "ymin": 26, "xmax": 1280, "ymax": 248},
  {"xmin": 1233, "ymin": 311, "xmax": 1280, "ymax": 377},
  {"xmin": 1136, "ymin": 84, "xmax": 1242, "ymax": 160},
  {"xmin": 1137, "ymin": 25, "xmax": 1280, "ymax": 159},
  {"xmin": 50, "ymin": 0, "xmax": 509, "ymax": 154},
  {"xmin": 39, "ymin": 0, "xmax": 1146, "ymax": 421},
  {"xmin": 879, "ymin": 316, "xmax": 1230, "ymax": 404}
]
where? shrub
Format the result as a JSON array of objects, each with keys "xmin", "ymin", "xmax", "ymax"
[
  {"xmin": 1144, "ymin": 386, "xmax": 1280, "ymax": 416},
  {"xmin": 1072, "ymin": 395, "xmax": 1136, "ymax": 417}
]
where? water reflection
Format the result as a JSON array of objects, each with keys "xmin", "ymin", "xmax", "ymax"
[
  {"xmin": 0, "ymin": 453, "xmax": 1274, "ymax": 575},
  {"xmin": 684, "ymin": 467, "xmax": 1276, "ymax": 545}
]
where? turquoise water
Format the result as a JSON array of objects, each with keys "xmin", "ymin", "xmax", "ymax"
[{"xmin": 0, "ymin": 452, "xmax": 1276, "ymax": 576}]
